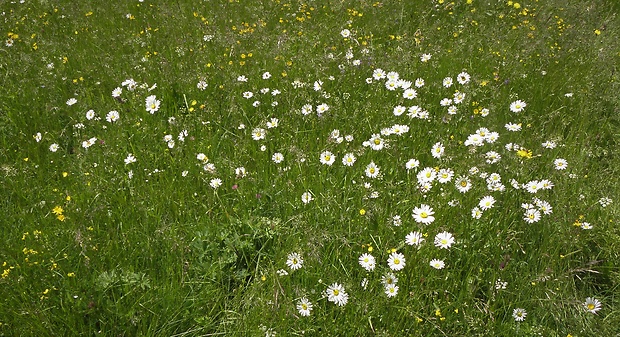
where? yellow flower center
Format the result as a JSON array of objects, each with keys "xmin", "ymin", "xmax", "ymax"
[
  {"xmin": 420, "ymin": 212, "xmax": 428, "ymax": 218},
  {"xmin": 333, "ymin": 289, "xmax": 339, "ymax": 296},
  {"xmin": 587, "ymin": 304, "xmax": 595, "ymax": 310}
]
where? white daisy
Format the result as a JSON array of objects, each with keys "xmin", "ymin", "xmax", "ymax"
[
  {"xmin": 434, "ymin": 231, "xmax": 455, "ymax": 249},
  {"xmin": 286, "ymin": 252, "xmax": 303, "ymax": 271},
  {"xmin": 320, "ymin": 151, "xmax": 336, "ymax": 166},
  {"xmin": 412, "ymin": 204, "xmax": 435, "ymax": 225},
  {"xmin": 387, "ymin": 252, "xmax": 406, "ymax": 271},
  {"xmin": 405, "ymin": 231, "xmax": 424, "ymax": 246},
  {"xmin": 358, "ymin": 253, "xmax": 376, "ymax": 271}
]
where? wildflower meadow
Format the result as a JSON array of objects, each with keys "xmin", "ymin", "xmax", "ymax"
[{"xmin": 1, "ymin": 0, "xmax": 619, "ymax": 336}]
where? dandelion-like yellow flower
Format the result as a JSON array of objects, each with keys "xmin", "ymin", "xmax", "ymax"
[{"xmin": 52, "ymin": 206, "xmax": 63, "ymax": 215}]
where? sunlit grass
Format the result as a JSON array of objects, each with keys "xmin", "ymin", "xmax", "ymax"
[{"xmin": 1, "ymin": 0, "xmax": 619, "ymax": 336}]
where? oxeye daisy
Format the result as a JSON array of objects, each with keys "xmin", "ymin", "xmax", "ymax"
[
  {"xmin": 584, "ymin": 297, "xmax": 602, "ymax": 313},
  {"xmin": 342, "ymin": 153, "xmax": 356, "ymax": 166},
  {"xmin": 403, "ymin": 88, "xmax": 417, "ymax": 99},
  {"xmin": 512, "ymin": 308, "xmax": 527, "ymax": 321},
  {"xmin": 251, "ymin": 128, "xmax": 266, "ymax": 141},
  {"xmin": 209, "ymin": 178, "xmax": 222, "ymax": 189},
  {"xmin": 405, "ymin": 159, "xmax": 420, "ymax": 171},
  {"xmin": 365, "ymin": 162, "xmax": 380, "ymax": 178},
  {"xmin": 455, "ymin": 176, "xmax": 472, "ymax": 193},
  {"xmin": 145, "ymin": 95, "xmax": 160, "ymax": 114},
  {"xmin": 381, "ymin": 273, "xmax": 398, "ymax": 286},
  {"xmin": 385, "ymin": 284, "xmax": 399, "ymax": 298},
  {"xmin": 286, "ymin": 252, "xmax": 303, "ymax": 271},
  {"xmin": 325, "ymin": 283, "xmax": 348, "ymax": 306},
  {"xmin": 358, "ymin": 253, "xmax": 376, "ymax": 271},
  {"xmin": 479, "ymin": 196, "xmax": 496, "ymax": 210},
  {"xmin": 124, "ymin": 153, "xmax": 137, "ymax": 165},
  {"xmin": 431, "ymin": 142, "xmax": 445, "ymax": 158},
  {"xmin": 510, "ymin": 100, "xmax": 526, "ymax": 113},
  {"xmin": 457, "ymin": 72, "xmax": 470, "ymax": 84},
  {"xmin": 301, "ymin": 192, "xmax": 313, "ymax": 204},
  {"xmin": 412, "ymin": 204, "xmax": 435, "ymax": 224},
  {"xmin": 554, "ymin": 158, "xmax": 568, "ymax": 170},
  {"xmin": 271, "ymin": 152, "xmax": 284, "ymax": 164},
  {"xmin": 320, "ymin": 151, "xmax": 336, "ymax": 166},
  {"xmin": 387, "ymin": 252, "xmax": 406, "ymax": 271},
  {"xmin": 430, "ymin": 259, "xmax": 445, "ymax": 269},
  {"xmin": 296, "ymin": 297, "xmax": 313, "ymax": 316},
  {"xmin": 405, "ymin": 231, "xmax": 424, "ymax": 246},
  {"xmin": 434, "ymin": 231, "xmax": 455, "ymax": 249}
]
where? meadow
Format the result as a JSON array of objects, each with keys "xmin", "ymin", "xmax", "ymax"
[{"xmin": 1, "ymin": 0, "xmax": 619, "ymax": 336}]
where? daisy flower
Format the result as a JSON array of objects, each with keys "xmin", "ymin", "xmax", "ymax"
[
  {"xmin": 479, "ymin": 196, "xmax": 496, "ymax": 210},
  {"xmin": 49, "ymin": 143, "xmax": 59, "ymax": 152},
  {"xmin": 523, "ymin": 208, "xmax": 541, "ymax": 223},
  {"xmin": 417, "ymin": 167, "xmax": 437, "ymax": 183},
  {"xmin": 286, "ymin": 252, "xmax": 303, "ymax": 271},
  {"xmin": 512, "ymin": 308, "xmax": 527, "ymax": 321},
  {"xmin": 112, "ymin": 87, "xmax": 122, "ymax": 97},
  {"xmin": 385, "ymin": 284, "xmax": 399, "ymax": 298},
  {"xmin": 368, "ymin": 134, "xmax": 385, "ymax": 150},
  {"xmin": 316, "ymin": 103, "xmax": 329, "ymax": 116},
  {"xmin": 342, "ymin": 153, "xmax": 356, "ymax": 166},
  {"xmin": 443, "ymin": 77, "xmax": 453, "ymax": 88},
  {"xmin": 385, "ymin": 80, "xmax": 398, "ymax": 91},
  {"xmin": 251, "ymin": 128, "xmax": 266, "ymax": 141},
  {"xmin": 437, "ymin": 168, "xmax": 454, "ymax": 183},
  {"xmin": 145, "ymin": 95, "xmax": 160, "ymax": 114},
  {"xmin": 430, "ymin": 259, "xmax": 445, "ymax": 270},
  {"xmin": 510, "ymin": 100, "xmax": 526, "ymax": 113},
  {"xmin": 387, "ymin": 252, "xmax": 406, "ymax": 271},
  {"xmin": 320, "ymin": 151, "xmax": 336, "ymax": 166},
  {"xmin": 209, "ymin": 178, "xmax": 222, "ymax": 189},
  {"xmin": 471, "ymin": 207, "xmax": 483, "ymax": 219},
  {"xmin": 358, "ymin": 253, "xmax": 376, "ymax": 271},
  {"xmin": 415, "ymin": 78, "xmax": 425, "ymax": 87},
  {"xmin": 301, "ymin": 192, "xmax": 313, "ymax": 204},
  {"xmin": 457, "ymin": 72, "xmax": 471, "ymax": 84},
  {"xmin": 296, "ymin": 298, "xmax": 313, "ymax": 317},
  {"xmin": 405, "ymin": 159, "xmax": 420, "ymax": 171},
  {"xmin": 420, "ymin": 53, "xmax": 432, "ymax": 62},
  {"xmin": 584, "ymin": 297, "xmax": 602, "ymax": 313},
  {"xmin": 66, "ymin": 98, "xmax": 78, "ymax": 106},
  {"xmin": 542, "ymin": 141, "xmax": 557, "ymax": 149},
  {"xmin": 455, "ymin": 176, "xmax": 472, "ymax": 193},
  {"xmin": 505, "ymin": 122, "xmax": 522, "ymax": 131},
  {"xmin": 412, "ymin": 204, "xmax": 435, "ymax": 225},
  {"xmin": 365, "ymin": 162, "xmax": 380, "ymax": 178},
  {"xmin": 340, "ymin": 29, "xmax": 351, "ymax": 38},
  {"xmin": 434, "ymin": 231, "xmax": 455, "ymax": 249},
  {"xmin": 431, "ymin": 142, "xmax": 444, "ymax": 158},
  {"xmin": 393, "ymin": 105, "xmax": 406, "ymax": 116},
  {"xmin": 554, "ymin": 158, "xmax": 568, "ymax": 170},
  {"xmin": 381, "ymin": 273, "xmax": 398, "ymax": 286},
  {"xmin": 106, "ymin": 110, "xmax": 120, "ymax": 123},
  {"xmin": 372, "ymin": 68, "xmax": 386, "ymax": 80},
  {"xmin": 124, "ymin": 154, "xmax": 137, "ymax": 165},
  {"xmin": 325, "ymin": 283, "xmax": 348, "ymax": 306},
  {"xmin": 262, "ymin": 72, "xmax": 271, "ymax": 79},
  {"xmin": 403, "ymin": 88, "xmax": 417, "ymax": 99},
  {"xmin": 271, "ymin": 152, "xmax": 284, "ymax": 164},
  {"xmin": 301, "ymin": 104, "xmax": 313, "ymax": 115},
  {"xmin": 405, "ymin": 231, "xmax": 424, "ymax": 246}
]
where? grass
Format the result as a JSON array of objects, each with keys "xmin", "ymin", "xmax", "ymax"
[{"xmin": 1, "ymin": 0, "xmax": 619, "ymax": 336}]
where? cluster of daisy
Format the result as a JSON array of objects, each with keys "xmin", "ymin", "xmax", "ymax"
[{"xmin": 239, "ymin": 72, "xmax": 281, "ymax": 108}]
